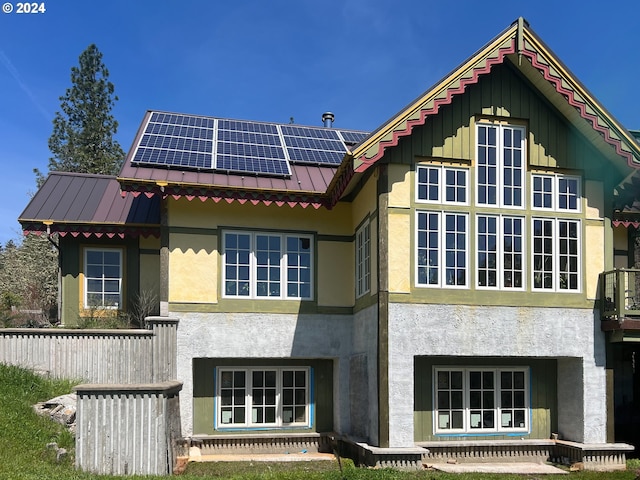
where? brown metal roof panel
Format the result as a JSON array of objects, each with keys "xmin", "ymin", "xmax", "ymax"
[
  {"xmin": 41, "ymin": 174, "xmax": 82, "ymax": 220},
  {"xmin": 93, "ymin": 179, "xmax": 127, "ymax": 223},
  {"xmin": 19, "ymin": 173, "xmax": 64, "ymax": 220},
  {"xmin": 65, "ymin": 176, "xmax": 109, "ymax": 222}
]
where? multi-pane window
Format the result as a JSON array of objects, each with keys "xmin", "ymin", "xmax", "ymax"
[
  {"xmin": 417, "ymin": 212, "xmax": 468, "ymax": 288},
  {"xmin": 84, "ymin": 248, "xmax": 122, "ymax": 308},
  {"xmin": 417, "ymin": 165, "xmax": 468, "ymax": 204},
  {"xmin": 532, "ymin": 219, "xmax": 580, "ymax": 291},
  {"xmin": 356, "ymin": 220, "xmax": 371, "ymax": 298},
  {"xmin": 477, "ymin": 216, "xmax": 524, "ymax": 289},
  {"xmin": 223, "ymin": 231, "xmax": 313, "ymax": 299},
  {"xmin": 476, "ymin": 124, "xmax": 525, "ymax": 208},
  {"xmin": 532, "ymin": 174, "xmax": 581, "ymax": 211},
  {"xmin": 434, "ymin": 367, "xmax": 529, "ymax": 434},
  {"xmin": 217, "ymin": 368, "xmax": 310, "ymax": 428}
]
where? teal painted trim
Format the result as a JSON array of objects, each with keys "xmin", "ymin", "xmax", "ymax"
[
  {"xmin": 212, "ymin": 366, "xmax": 315, "ymax": 432},
  {"xmin": 310, "ymin": 367, "xmax": 315, "ymax": 429},
  {"xmin": 213, "ymin": 367, "xmax": 217, "ymax": 429},
  {"xmin": 434, "ymin": 432, "xmax": 530, "ymax": 438}
]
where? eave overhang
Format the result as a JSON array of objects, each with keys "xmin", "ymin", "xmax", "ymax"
[
  {"xmin": 348, "ymin": 17, "xmax": 640, "ymax": 177},
  {"xmin": 20, "ymin": 220, "xmax": 160, "ymax": 239},
  {"xmin": 117, "ymin": 178, "xmax": 330, "ymax": 210}
]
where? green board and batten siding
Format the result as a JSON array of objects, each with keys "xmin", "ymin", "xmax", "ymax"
[
  {"xmin": 385, "ymin": 62, "xmax": 605, "ymax": 179},
  {"xmin": 192, "ymin": 358, "xmax": 334, "ymax": 436},
  {"xmin": 414, "ymin": 357, "xmax": 557, "ymax": 442}
]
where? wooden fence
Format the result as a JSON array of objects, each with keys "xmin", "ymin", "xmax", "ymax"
[
  {"xmin": 75, "ymin": 381, "xmax": 182, "ymax": 475},
  {"xmin": 0, "ymin": 317, "xmax": 181, "ymax": 475},
  {"xmin": 0, "ymin": 317, "xmax": 178, "ymax": 383}
]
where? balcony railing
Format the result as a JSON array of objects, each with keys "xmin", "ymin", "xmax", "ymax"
[{"xmin": 601, "ymin": 268, "xmax": 640, "ymax": 319}]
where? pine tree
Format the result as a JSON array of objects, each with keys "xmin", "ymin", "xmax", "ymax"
[{"xmin": 40, "ymin": 44, "xmax": 124, "ymax": 181}]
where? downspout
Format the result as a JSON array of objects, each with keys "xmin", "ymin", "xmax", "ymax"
[{"xmin": 43, "ymin": 222, "xmax": 62, "ymax": 324}]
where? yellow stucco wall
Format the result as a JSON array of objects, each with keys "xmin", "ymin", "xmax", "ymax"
[
  {"xmin": 585, "ymin": 224, "xmax": 604, "ymax": 300},
  {"xmin": 388, "ymin": 164, "xmax": 411, "ymax": 209},
  {"xmin": 388, "ymin": 211, "xmax": 411, "ymax": 294},
  {"xmin": 169, "ymin": 232, "xmax": 218, "ymax": 303},
  {"xmin": 317, "ymin": 241, "xmax": 353, "ymax": 306},
  {"xmin": 167, "ymin": 198, "xmax": 354, "ymax": 307}
]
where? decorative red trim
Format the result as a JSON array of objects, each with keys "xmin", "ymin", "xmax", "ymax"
[
  {"xmin": 120, "ymin": 183, "xmax": 327, "ymax": 210},
  {"xmin": 613, "ymin": 220, "xmax": 640, "ymax": 229},
  {"xmin": 520, "ymin": 49, "xmax": 636, "ymax": 168},
  {"xmin": 354, "ymin": 39, "xmax": 638, "ymax": 174},
  {"xmin": 354, "ymin": 40, "xmax": 517, "ymax": 173}
]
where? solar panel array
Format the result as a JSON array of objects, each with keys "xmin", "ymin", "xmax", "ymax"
[{"xmin": 130, "ymin": 111, "xmax": 369, "ymax": 176}]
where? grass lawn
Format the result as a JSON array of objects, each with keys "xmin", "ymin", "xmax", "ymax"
[{"xmin": 0, "ymin": 362, "xmax": 637, "ymax": 480}]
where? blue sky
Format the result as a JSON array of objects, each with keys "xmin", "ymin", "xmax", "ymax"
[{"xmin": 0, "ymin": 0, "xmax": 638, "ymax": 245}]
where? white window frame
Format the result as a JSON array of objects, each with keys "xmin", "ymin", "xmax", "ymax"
[
  {"xmin": 476, "ymin": 123, "xmax": 526, "ymax": 208},
  {"xmin": 216, "ymin": 367, "xmax": 311, "ymax": 429},
  {"xmin": 83, "ymin": 247, "xmax": 123, "ymax": 309},
  {"xmin": 433, "ymin": 367, "xmax": 530, "ymax": 435},
  {"xmin": 532, "ymin": 218, "xmax": 581, "ymax": 292},
  {"xmin": 356, "ymin": 220, "xmax": 371, "ymax": 298},
  {"xmin": 222, "ymin": 231, "xmax": 314, "ymax": 300},
  {"xmin": 416, "ymin": 211, "xmax": 468, "ymax": 288},
  {"xmin": 476, "ymin": 215, "xmax": 525, "ymax": 290},
  {"xmin": 416, "ymin": 165, "xmax": 468, "ymax": 205},
  {"xmin": 531, "ymin": 174, "xmax": 581, "ymax": 212}
]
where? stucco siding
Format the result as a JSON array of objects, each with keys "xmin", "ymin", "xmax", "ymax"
[
  {"xmin": 387, "ymin": 303, "xmax": 607, "ymax": 447},
  {"xmin": 387, "ymin": 212, "xmax": 411, "ymax": 294},
  {"xmin": 169, "ymin": 232, "xmax": 217, "ymax": 304},
  {"xmin": 317, "ymin": 241, "xmax": 353, "ymax": 307},
  {"xmin": 175, "ymin": 311, "xmax": 354, "ymax": 437}
]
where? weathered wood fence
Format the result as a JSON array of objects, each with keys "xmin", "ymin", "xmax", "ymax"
[
  {"xmin": 75, "ymin": 382, "xmax": 182, "ymax": 476},
  {"xmin": 0, "ymin": 317, "xmax": 177, "ymax": 383},
  {"xmin": 0, "ymin": 317, "xmax": 181, "ymax": 476}
]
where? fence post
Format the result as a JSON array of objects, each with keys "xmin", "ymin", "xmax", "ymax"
[{"xmin": 145, "ymin": 316, "xmax": 179, "ymax": 382}]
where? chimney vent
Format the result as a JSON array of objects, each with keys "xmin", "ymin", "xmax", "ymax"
[{"xmin": 322, "ymin": 112, "xmax": 335, "ymax": 128}]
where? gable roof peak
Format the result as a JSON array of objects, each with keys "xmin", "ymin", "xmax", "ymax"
[{"xmin": 348, "ymin": 18, "xmax": 640, "ymax": 174}]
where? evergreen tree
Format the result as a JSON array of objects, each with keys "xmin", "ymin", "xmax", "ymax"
[{"xmin": 38, "ymin": 44, "xmax": 124, "ymax": 182}]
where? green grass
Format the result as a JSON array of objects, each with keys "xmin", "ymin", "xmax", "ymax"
[{"xmin": 0, "ymin": 362, "xmax": 637, "ymax": 479}]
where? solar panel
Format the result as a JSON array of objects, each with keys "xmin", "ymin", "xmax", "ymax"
[
  {"xmin": 215, "ymin": 119, "xmax": 291, "ymax": 176},
  {"xmin": 132, "ymin": 112, "xmax": 214, "ymax": 169},
  {"xmin": 280, "ymin": 125, "xmax": 347, "ymax": 166},
  {"xmin": 130, "ymin": 111, "xmax": 370, "ymax": 176},
  {"xmin": 339, "ymin": 130, "xmax": 369, "ymax": 145}
]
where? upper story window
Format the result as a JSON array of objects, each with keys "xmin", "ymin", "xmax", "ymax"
[
  {"xmin": 532, "ymin": 218, "xmax": 580, "ymax": 291},
  {"xmin": 356, "ymin": 220, "xmax": 371, "ymax": 298},
  {"xmin": 477, "ymin": 215, "xmax": 524, "ymax": 290},
  {"xmin": 417, "ymin": 165, "xmax": 468, "ymax": 204},
  {"xmin": 223, "ymin": 231, "xmax": 313, "ymax": 300},
  {"xmin": 532, "ymin": 174, "xmax": 581, "ymax": 212},
  {"xmin": 416, "ymin": 211, "xmax": 468, "ymax": 288},
  {"xmin": 476, "ymin": 123, "xmax": 525, "ymax": 208},
  {"xmin": 216, "ymin": 367, "xmax": 310, "ymax": 429},
  {"xmin": 84, "ymin": 248, "xmax": 122, "ymax": 309}
]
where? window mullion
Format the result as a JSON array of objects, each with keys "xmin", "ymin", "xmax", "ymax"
[
  {"xmin": 497, "ymin": 128, "xmax": 505, "ymax": 208},
  {"xmin": 250, "ymin": 233, "xmax": 257, "ymax": 298},
  {"xmin": 280, "ymin": 235, "xmax": 286, "ymax": 300}
]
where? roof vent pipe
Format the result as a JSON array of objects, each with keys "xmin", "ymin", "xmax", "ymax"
[{"xmin": 322, "ymin": 112, "xmax": 335, "ymax": 128}]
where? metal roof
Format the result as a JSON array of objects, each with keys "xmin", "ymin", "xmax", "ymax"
[
  {"xmin": 19, "ymin": 172, "xmax": 160, "ymax": 238},
  {"xmin": 118, "ymin": 111, "xmax": 369, "ymax": 208}
]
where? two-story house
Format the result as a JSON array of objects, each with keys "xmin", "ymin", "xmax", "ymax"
[{"xmin": 19, "ymin": 18, "xmax": 639, "ymax": 466}]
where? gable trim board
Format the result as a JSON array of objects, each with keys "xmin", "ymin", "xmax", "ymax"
[{"xmin": 350, "ymin": 18, "xmax": 640, "ymax": 178}]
